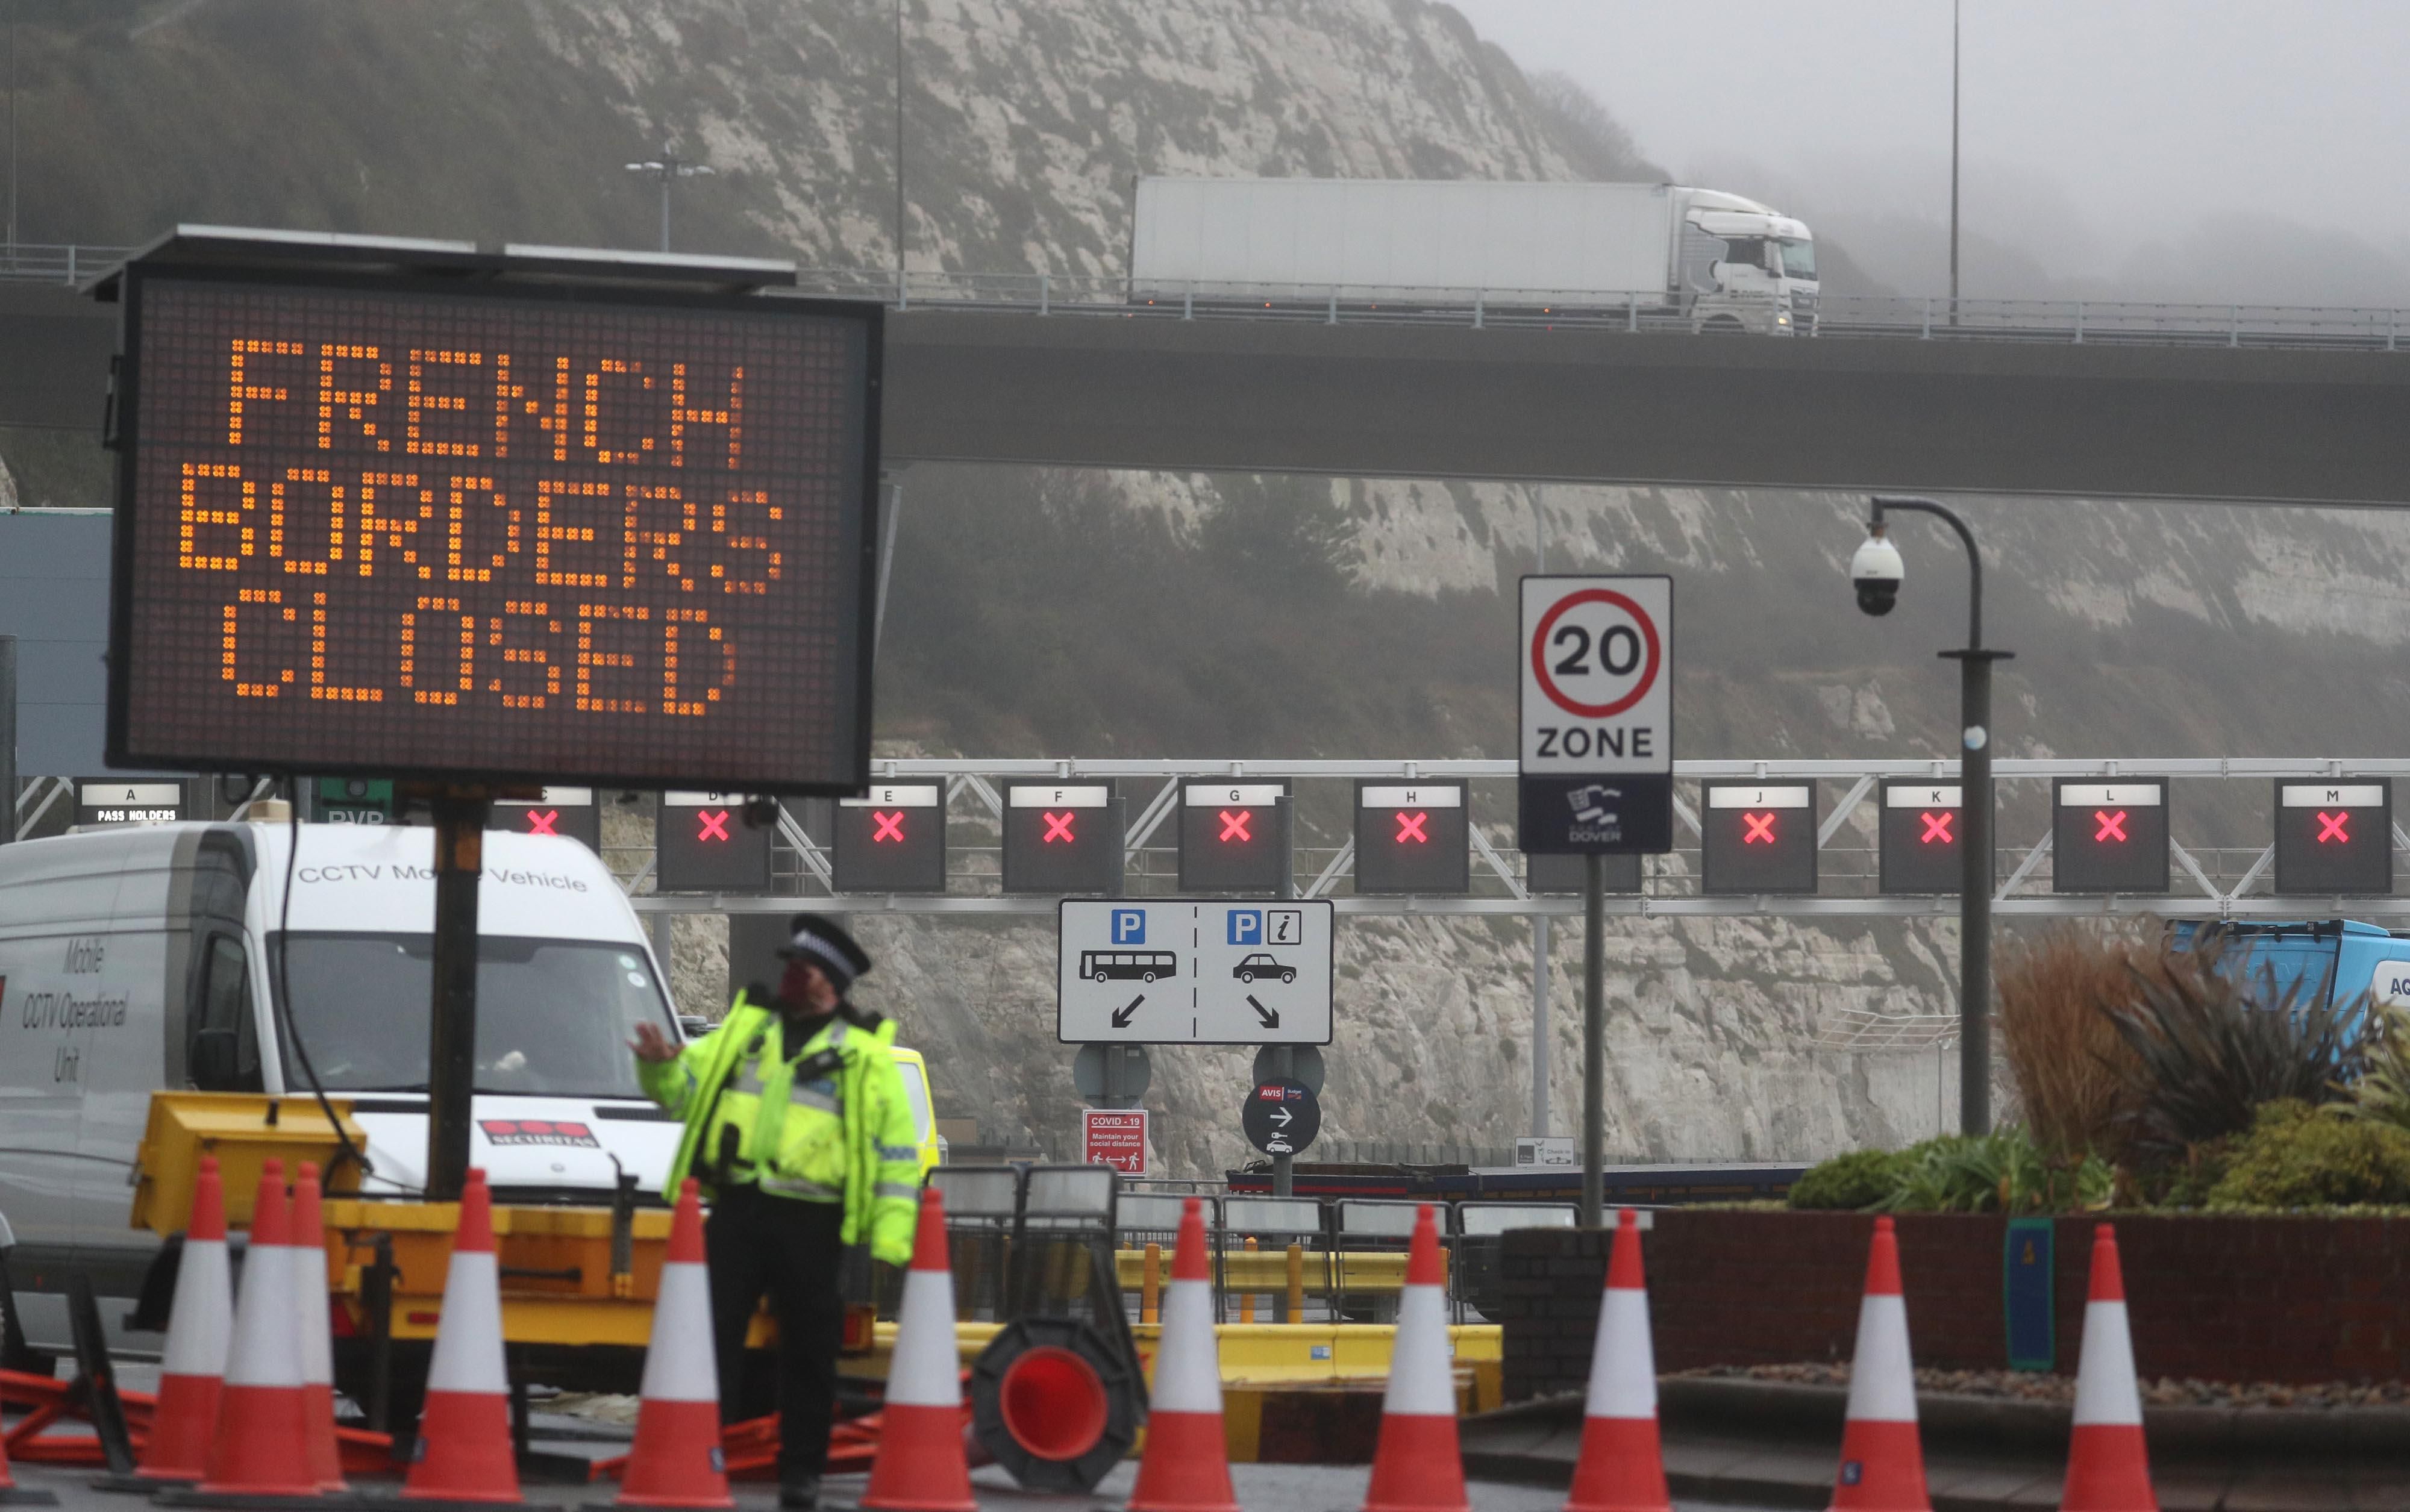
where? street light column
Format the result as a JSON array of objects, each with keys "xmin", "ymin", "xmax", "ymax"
[{"xmin": 1869, "ymin": 495, "xmax": 2010, "ymax": 1136}]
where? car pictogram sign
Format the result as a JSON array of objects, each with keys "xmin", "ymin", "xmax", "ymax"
[{"xmin": 1518, "ymin": 575, "xmax": 1674, "ymax": 855}]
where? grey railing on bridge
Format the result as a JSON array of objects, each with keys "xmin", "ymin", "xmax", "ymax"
[{"xmin": 8, "ymin": 243, "xmax": 2405, "ymax": 355}]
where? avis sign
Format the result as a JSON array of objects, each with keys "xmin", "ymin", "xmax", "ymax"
[{"xmin": 1518, "ymin": 575, "xmax": 1674, "ymax": 853}]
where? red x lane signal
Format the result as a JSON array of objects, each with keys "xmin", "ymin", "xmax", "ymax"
[
  {"xmin": 2094, "ymin": 810, "xmax": 2128, "ymax": 843},
  {"xmin": 1920, "ymin": 811, "xmax": 1953, "ymax": 845},
  {"xmin": 1219, "ymin": 810, "xmax": 1253, "ymax": 843},
  {"xmin": 1742, "ymin": 812, "xmax": 1776, "ymax": 845},
  {"xmin": 2318, "ymin": 811, "xmax": 2349, "ymax": 843},
  {"xmin": 525, "ymin": 808, "xmax": 560, "ymax": 836},
  {"xmin": 1043, "ymin": 811, "xmax": 1076, "ymax": 843},
  {"xmin": 872, "ymin": 811, "xmax": 906, "ymax": 843},
  {"xmin": 1394, "ymin": 811, "xmax": 1430, "ymax": 845},
  {"xmin": 696, "ymin": 809, "xmax": 730, "ymax": 843}
]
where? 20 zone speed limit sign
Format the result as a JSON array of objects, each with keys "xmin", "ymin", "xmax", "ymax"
[{"xmin": 1519, "ymin": 575, "xmax": 1674, "ymax": 854}]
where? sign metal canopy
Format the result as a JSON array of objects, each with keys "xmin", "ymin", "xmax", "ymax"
[{"xmin": 102, "ymin": 234, "xmax": 881, "ymax": 795}]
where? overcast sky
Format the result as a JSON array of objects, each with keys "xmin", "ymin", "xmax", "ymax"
[{"xmin": 1448, "ymin": 0, "xmax": 2410, "ymax": 305}]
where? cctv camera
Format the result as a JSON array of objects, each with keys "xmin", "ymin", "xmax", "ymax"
[{"xmin": 1850, "ymin": 531, "xmax": 1903, "ymax": 616}]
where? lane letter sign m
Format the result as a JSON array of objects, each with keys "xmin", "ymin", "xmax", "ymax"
[
  {"xmin": 2274, "ymin": 779, "xmax": 2392, "ymax": 896},
  {"xmin": 1518, "ymin": 575, "xmax": 1674, "ymax": 854}
]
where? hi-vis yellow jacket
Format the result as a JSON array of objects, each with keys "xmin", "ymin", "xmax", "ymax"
[{"xmin": 637, "ymin": 990, "xmax": 922, "ymax": 1266}]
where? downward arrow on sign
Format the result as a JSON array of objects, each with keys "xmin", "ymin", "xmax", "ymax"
[
  {"xmin": 1110, "ymin": 995, "xmax": 1144, "ymax": 1029},
  {"xmin": 1247, "ymin": 995, "xmax": 1280, "ymax": 1030}
]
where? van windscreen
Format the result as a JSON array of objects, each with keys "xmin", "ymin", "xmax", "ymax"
[{"xmin": 271, "ymin": 933, "xmax": 674, "ymax": 1099}]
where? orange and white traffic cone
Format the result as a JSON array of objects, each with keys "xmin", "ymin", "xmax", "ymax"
[
  {"xmin": 1361, "ymin": 1204, "xmax": 1467, "ymax": 1512},
  {"xmin": 126, "ymin": 1156, "xmax": 233, "ymax": 1486},
  {"xmin": 189, "ymin": 1157, "xmax": 323, "ymax": 1501},
  {"xmin": 1127, "ymin": 1196, "xmax": 1238, "ymax": 1512},
  {"xmin": 2061, "ymin": 1224, "xmax": 2157, "ymax": 1512},
  {"xmin": 401, "ymin": 1167, "xmax": 523, "ymax": 1507},
  {"xmin": 1829, "ymin": 1216, "xmax": 1930, "ymax": 1512},
  {"xmin": 860, "ymin": 1187, "xmax": 977, "ymax": 1512},
  {"xmin": 610, "ymin": 1179, "xmax": 734, "ymax": 1510},
  {"xmin": 290, "ymin": 1162, "xmax": 349, "ymax": 1494},
  {"xmin": 1563, "ymin": 1209, "xmax": 1670, "ymax": 1512}
]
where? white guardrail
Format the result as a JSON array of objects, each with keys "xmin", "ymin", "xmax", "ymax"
[
  {"xmin": 7, "ymin": 245, "xmax": 2405, "ymax": 354},
  {"xmin": 592, "ymin": 757, "xmax": 2410, "ymax": 920}
]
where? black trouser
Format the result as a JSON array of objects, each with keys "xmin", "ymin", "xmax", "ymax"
[{"xmin": 704, "ymin": 1182, "xmax": 846, "ymax": 1481}]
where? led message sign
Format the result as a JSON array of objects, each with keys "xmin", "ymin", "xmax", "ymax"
[
  {"xmin": 107, "ymin": 265, "xmax": 880, "ymax": 793},
  {"xmin": 833, "ymin": 783, "xmax": 947, "ymax": 893},
  {"xmin": 2052, "ymin": 779, "xmax": 2168, "ymax": 894},
  {"xmin": 1879, "ymin": 780, "xmax": 1965, "ymax": 895},
  {"xmin": 1700, "ymin": 781, "xmax": 1818, "ymax": 895},
  {"xmin": 2273, "ymin": 779, "xmax": 2392, "ymax": 896},
  {"xmin": 1003, "ymin": 781, "xmax": 1124, "ymax": 896},
  {"xmin": 1353, "ymin": 780, "xmax": 1470, "ymax": 895}
]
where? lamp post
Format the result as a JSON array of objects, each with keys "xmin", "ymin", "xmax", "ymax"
[
  {"xmin": 1948, "ymin": 0, "xmax": 1961, "ymax": 324},
  {"xmin": 623, "ymin": 151, "xmax": 714, "ymax": 254},
  {"xmin": 1851, "ymin": 495, "xmax": 2009, "ymax": 1135}
]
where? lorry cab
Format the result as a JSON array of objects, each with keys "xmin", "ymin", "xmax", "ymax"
[
  {"xmin": 1682, "ymin": 191, "xmax": 1818, "ymax": 335},
  {"xmin": 0, "ymin": 817, "xmax": 683, "ymax": 1358},
  {"xmin": 2168, "ymin": 919, "xmax": 2410, "ymax": 1040}
]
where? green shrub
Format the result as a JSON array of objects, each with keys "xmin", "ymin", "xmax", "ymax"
[
  {"xmin": 1788, "ymin": 1149, "xmax": 1905, "ymax": 1210},
  {"xmin": 2337, "ymin": 1002, "xmax": 2410, "ymax": 1132},
  {"xmin": 2207, "ymin": 1101, "xmax": 2410, "ymax": 1208},
  {"xmin": 1885, "ymin": 1129, "xmax": 2113, "ymax": 1214}
]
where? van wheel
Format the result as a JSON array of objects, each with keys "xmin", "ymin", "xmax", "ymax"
[{"xmin": 0, "ymin": 1251, "xmax": 57, "ymax": 1378}]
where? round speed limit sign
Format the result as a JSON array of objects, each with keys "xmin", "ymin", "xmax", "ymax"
[
  {"xmin": 1532, "ymin": 588, "xmax": 1662, "ymax": 717},
  {"xmin": 1520, "ymin": 575, "xmax": 1672, "ymax": 773}
]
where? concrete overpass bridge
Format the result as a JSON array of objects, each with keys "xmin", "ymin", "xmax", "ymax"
[{"xmin": 5, "ymin": 246, "xmax": 2408, "ymax": 507}]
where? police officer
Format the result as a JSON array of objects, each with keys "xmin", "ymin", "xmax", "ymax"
[{"xmin": 629, "ymin": 914, "xmax": 921, "ymax": 1510}]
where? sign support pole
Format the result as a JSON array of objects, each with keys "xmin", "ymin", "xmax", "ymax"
[
  {"xmin": 1270, "ymin": 1044, "xmax": 1295, "ymax": 1198},
  {"xmin": 425, "ymin": 790, "xmax": 490, "ymax": 1202},
  {"xmin": 1530, "ymin": 914, "xmax": 1550, "ymax": 1138},
  {"xmin": 1581, "ymin": 853, "xmax": 1604, "ymax": 1227}
]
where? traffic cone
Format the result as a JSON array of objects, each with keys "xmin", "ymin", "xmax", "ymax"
[
  {"xmin": 2061, "ymin": 1225, "xmax": 2157, "ymax": 1512},
  {"xmin": 126, "ymin": 1157, "xmax": 233, "ymax": 1485},
  {"xmin": 292, "ymin": 1163, "xmax": 349, "ymax": 1493},
  {"xmin": 1562, "ymin": 1209, "xmax": 1670, "ymax": 1512},
  {"xmin": 1127, "ymin": 1197, "xmax": 1238, "ymax": 1512},
  {"xmin": 1829, "ymin": 1217, "xmax": 1929, "ymax": 1512},
  {"xmin": 1361, "ymin": 1204, "xmax": 1468, "ymax": 1512},
  {"xmin": 610, "ymin": 1179, "xmax": 734, "ymax": 1510},
  {"xmin": 401, "ymin": 1168, "xmax": 523, "ymax": 1507},
  {"xmin": 860, "ymin": 1187, "xmax": 976, "ymax": 1512},
  {"xmin": 191, "ymin": 1157, "xmax": 322, "ymax": 1501}
]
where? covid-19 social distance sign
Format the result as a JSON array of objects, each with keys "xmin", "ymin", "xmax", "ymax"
[
  {"xmin": 1518, "ymin": 574, "xmax": 1674, "ymax": 854},
  {"xmin": 104, "ymin": 261, "xmax": 880, "ymax": 795}
]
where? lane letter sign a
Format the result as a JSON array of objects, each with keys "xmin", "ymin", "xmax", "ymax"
[
  {"xmin": 833, "ymin": 783, "xmax": 947, "ymax": 893},
  {"xmin": 1004, "ymin": 781, "xmax": 1124, "ymax": 896},
  {"xmin": 1518, "ymin": 575, "xmax": 1673, "ymax": 854},
  {"xmin": 2274, "ymin": 779, "xmax": 2392, "ymax": 896},
  {"xmin": 657, "ymin": 790, "xmax": 774, "ymax": 894},
  {"xmin": 1879, "ymin": 781, "xmax": 1966, "ymax": 896},
  {"xmin": 74, "ymin": 780, "xmax": 186, "ymax": 828},
  {"xmin": 2052, "ymin": 779, "xmax": 2169, "ymax": 895}
]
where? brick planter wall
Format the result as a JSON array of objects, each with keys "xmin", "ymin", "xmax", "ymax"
[{"xmin": 1496, "ymin": 1211, "xmax": 2410, "ymax": 1401}]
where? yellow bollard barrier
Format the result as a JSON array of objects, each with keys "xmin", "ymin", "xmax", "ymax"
[
  {"xmin": 1141, "ymin": 1242, "xmax": 1162, "ymax": 1324},
  {"xmin": 1286, "ymin": 1242, "xmax": 1306, "ymax": 1319},
  {"xmin": 1241, "ymin": 1236, "xmax": 1257, "ymax": 1322}
]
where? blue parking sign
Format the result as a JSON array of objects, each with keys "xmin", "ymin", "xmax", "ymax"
[
  {"xmin": 1227, "ymin": 910, "xmax": 1263, "ymax": 946},
  {"xmin": 1112, "ymin": 909, "xmax": 1147, "ymax": 945}
]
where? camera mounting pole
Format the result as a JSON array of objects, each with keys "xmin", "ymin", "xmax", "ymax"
[{"xmin": 1868, "ymin": 496, "xmax": 2012, "ymax": 1136}]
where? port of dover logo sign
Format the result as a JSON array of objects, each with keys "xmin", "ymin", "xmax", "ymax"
[{"xmin": 1517, "ymin": 575, "xmax": 1674, "ymax": 855}]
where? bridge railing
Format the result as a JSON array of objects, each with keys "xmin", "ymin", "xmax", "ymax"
[{"xmin": 0, "ymin": 243, "xmax": 136, "ymax": 286}]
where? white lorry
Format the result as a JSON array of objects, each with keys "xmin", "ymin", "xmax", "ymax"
[
  {"xmin": 0, "ymin": 817, "xmax": 686, "ymax": 1368},
  {"xmin": 1128, "ymin": 176, "xmax": 1818, "ymax": 334}
]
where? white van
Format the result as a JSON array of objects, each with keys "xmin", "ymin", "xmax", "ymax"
[{"xmin": 0, "ymin": 818, "xmax": 684, "ymax": 1368}]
